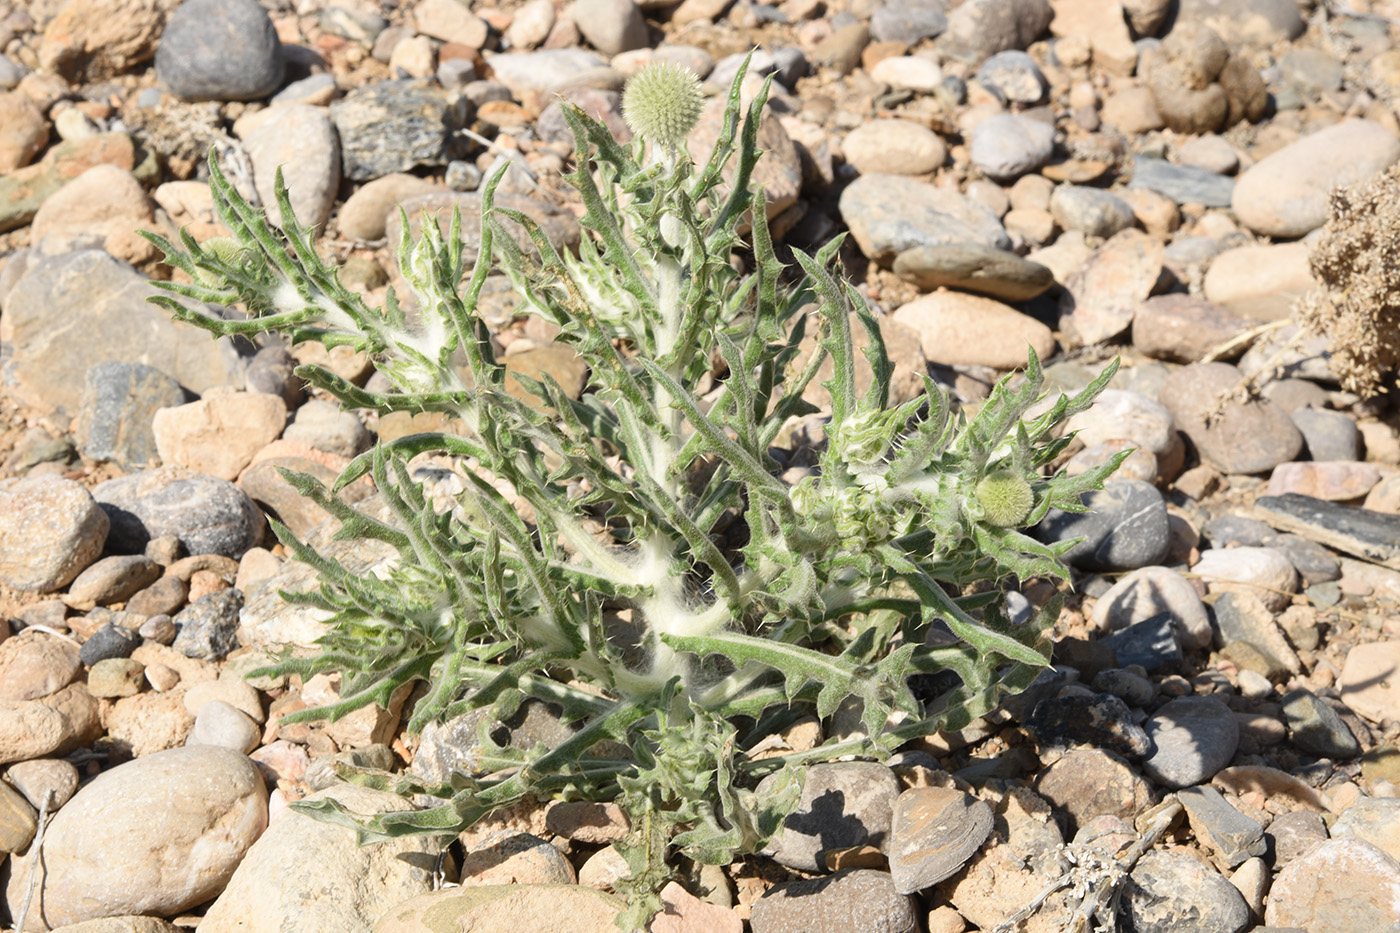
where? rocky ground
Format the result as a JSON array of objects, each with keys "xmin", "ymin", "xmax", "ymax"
[{"xmin": 3, "ymin": 0, "xmax": 1400, "ymax": 930}]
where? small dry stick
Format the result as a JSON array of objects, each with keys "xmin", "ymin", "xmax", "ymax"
[
  {"xmin": 14, "ymin": 789, "xmax": 53, "ymax": 933},
  {"xmin": 993, "ymin": 795, "xmax": 1183, "ymax": 933}
]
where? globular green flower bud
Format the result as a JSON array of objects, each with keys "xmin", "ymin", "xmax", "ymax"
[
  {"xmin": 622, "ymin": 62, "xmax": 704, "ymax": 152},
  {"xmin": 975, "ymin": 469, "xmax": 1034, "ymax": 527}
]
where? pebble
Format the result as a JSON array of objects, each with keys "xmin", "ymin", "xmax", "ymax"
[
  {"xmin": 1232, "ymin": 120, "xmax": 1400, "ymax": 238},
  {"xmin": 890, "ymin": 291, "xmax": 1054, "ymax": 369},
  {"xmin": 152, "ymin": 391, "xmax": 287, "ymax": 482},
  {"xmin": 1102, "ymin": 613, "xmax": 1183, "ymax": 673},
  {"xmin": 0, "ymin": 475, "xmax": 108, "ymax": 594},
  {"xmin": 3, "ymin": 746, "xmax": 266, "ymax": 928},
  {"xmin": 1064, "ymin": 389, "xmax": 1180, "ymax": 478},
  {"xmin": 869, "ymin": 55, "xmax": 944, "ymax": 93},
  {"xmin": 976, "ymin": 50, "xmax": 1046, "ymax": 104},
  {"xmin": 839, "ymin": 174, "xmax": 1010, "ymax": 265},
  {"xmin": 843, "ymin": 118, "xmax": 945, "ymax": 175},
  {"xmin": 1266, "ymin": 838, "xmax": 1400, "ymax": 932},
  {"xmin": 1121, "ymin": 849, "xmax": 1251, "ymax": 933},
  {"xmin": 1049, "ymin": 184, "xmax": 1135, "ymax": 238},
  {"xmin": 0, "ymin": 779, "xmax": 37, "ymax": 853},
  {"xmin": 968, "ymin": 113, "xmax": 1055, "ymax": 182},
  {"xmin": 92, "ymin": 467, "xmax": 264, "ymax": 559},
  {"xmin": 758, "ymin": 762, "xmax": 901, "ymax": 871},
  {"xmin": 1177, "ymin": 135, "xmax": 1240, "ymax": 175},
  {"xmin": 86, "ymin": 657, "xmax": 147, "ymax": 698},
  {"xmin": 79, "ymin": 622, "xmax": 143, "ymax": 666},
  {"xmin": 1142, "ymin": 695, "xmax": 1240, "ymax": 788},
  {"xmin": 183, "ymin": 677, "xmax": 265, "ymax": 723},
  {"xmin": 73, "ymin": 361, "xmax": 185, "ymax": 471},
  {"xmin": 891, "ymin": 242, "xmax": 1053, "ymax": 301},
  {"xmin": 1202, "ymin": 242, "xmax": 1316, "ymax": 321},
  {"xmin": 749, "ymin": 869, "xmax": 916, "ymax": 933},
  {"xmin": 1025, "ymin": 693, "xmax": 1153, "ymax": 758},
  {"xmin": 1193, "ymin": 546, "xmax": 1298, "ymax": 613},
  {"xmin": 545, "ymin": 800, "xmax": 629, "ymax": 843},
  {"xmin": 886, "ymin": 786, "xmax": 993, "ymax": 894},
  {"xmin": 1035, "ymin": 479, "xmax": 1170, "ymax": 573},
  {"xmin": 0, "ymin": 629, "xmax": 81, "ymax": 701},
  {"xmin": 64, "ymin": 554, "xmax": 161, "ymax": 611},
  {"xmin": 484, "ymin": 49, "xmax": 609, "ymax": 96},
  {"xmin": 172, "ymin": 589, "xmax": 244, "ymax": 661},
  {"xmin": 1339, "ymin": 640, "xmax": 1400, "ymax": 724},
  {"xmin": 330, "ymin": 80, "xmax": 469, "ymax": 181},
  {"xmin": 1178, "ymin": 784, "xmax": 1268, "ymax": 867},
  {"xmin": 154, "ymin": 0, "xmax": 284, "ymax": 101},
  {"xmin": 506, "ymin": 0, "xmax": 556, "ymax": 49},
  {"xmin": 1267, "ymin": 461, "xmax": 1381, "ymax": 501},
  {"xmin": 1281, "ymin": 688, "xmax": 1360, "ymax": 759},
  {"xmin": 30, "ymin": 165, "xmax": 159, "ymax": 267},
  {"xmin": 199, "ymin": 784, "xmax": 444, "ymax": 931},
  {"xmin": 1033, "ymin": 747, "xmax": 1154, "ymax": 834},
  {"xmin": 940, "ymin": 0, "xmax": 1052, "ymax": 63},
  {"xmin": 1092, "ymin": 668, "xmax": 1157, "ymax": 707},
  {"xmin": 1291, "ymin": 408, "xmax": 1364, "ymax": 463},
  {"xmin": 461, "ymin": 830, "xmax": 577, "ymax": 885},
  {"xmin": 375, "ymin": 885, "xmax": 623, "ymax": 933},
  {"xmin": 1129, "ymin": 156, "xmax": 1235, "ymax": 208},
  {"xmin": 870, "ymin": 0, "xmax": 947, "ymax": 44},
  {"xmin": 187, "ymin": 699, "xmax": 260, "ymax": 754},
  {"xmin": 1158, "ymin": 363, "xmax": 1304, "ymax": 475},
  {"xmin": 572, "ymin": 0, "xmax": 647, "ymax": 55},
  {"xmin": 244, "ymin": 105, "xmax": 340, "ymax": 230},
  {"xmin": 5, "ymin": 758, "xmax": 79, "ymax": 810},
  {"xmin": 1091, "ymin": 565, "xmax": 1212, "ymax": 650},
  {"xmin": 1210, "ymin": 591, "xmax": 1301, "ymax": 677},
  {"xmin": 1058, "ymin": 228, "xmax": 1164, "ymax": 347}
]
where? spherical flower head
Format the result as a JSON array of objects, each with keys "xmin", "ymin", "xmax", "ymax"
[
  {"xmin": 623, "ymin": 61, "xmax": 703, "ymax": 152},
  {"xmin": 975, "ymin": 469, "xmax": 1034, "ymax": 527}
]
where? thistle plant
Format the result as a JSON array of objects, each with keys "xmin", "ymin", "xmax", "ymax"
[{"xmin": 141, "ymin": 57, "xmax": 1123, "ymax": 927}]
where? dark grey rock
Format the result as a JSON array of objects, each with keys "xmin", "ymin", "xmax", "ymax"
[
  {"xmin": 534, "ymin": 86, "xmax": 628, "ymax": 148},
  {"xmin": 1101, "ymin": 613, "xmax": 1182, "ymax": 674},
  {"xmin": 749, "ymin": 869, "xmax": 917, "ymax": 933},
  {"xmin": 1255, "ymin": 493, "xmax": 1400, "ymax": 571},
  {"xmin": 839, "ymin": 174, "xmax": 1010, "ymax": 265},
  {"xmin": 155, "ymin": 0, "xmax": 285, "ymax": 101},
  {"xmin": 1034, "ymin": 480, "xmax": 1170, "ymax": 573},
  {"xmin": 73, "ymin": 361, "xmax": 185, "ymax": 471},
  {"xmin": 891, "ymin": 242, "xmax": 1053, "ymax": 301},
  {"xmin": 1281, "ymin": 689, "xmax": 1360, "ymax": 759},
  {"xmin": 939, "ymin": 0, "xmax": 1052, "ymax": 62},
  {"xmin": 78, "ymin": 623, "xmax": 142, "ymax": 666},
  {"xmin": 1025, "ymin": 693, "xmax": 1153, "ymax": 758},
  {"xmin": 172, "ymin": 589, "xmax": 244, "ymax": 660},
  {"xmin": 1178, "ymin": 785, "xmax": 1267, "ymax": 867},
  {"xmin": 1142, "ymin": 696, "xmax": 1239, "ymax": 788},
  {"xmin": 1202, "ymin": 514, "xmax": 1274, "ymax": 548},
  {"xmin": 244, "ymin": 345, "xmax": 304, "ymax": 410},
  {"xmin": 1130, "ymin": 156, "xmax": 1236, "ymax": 208},
  {"xmin": 329, "ymin": 80, "xmax": 470, "ymax": 181},
  {"xmin": 771, "ymin": 46, "xmax": 809, "ymax": 88},
  {"xmin": 1091, "ymin": 669, "xmax": 1158, "ymax": 708},
  {"xmin": 1120, "ymin": 849, "xmax": 1250, "ymax": 933},
  {"xmin": 976, "ymin": 50, "xmax": 1047, "ymax": 104},
  {"xmin": 1269, "ymin": 533, "xmax": 1340, "ymax": 585},
  {"xmin": 1291, "ymin": 408, "xmax": 1363, "ymax": 462},
  {"xmin": 92, "ymin": 467, "xmax": 264, "ymax": 558},
  {"xmin": 758, "ymin": 762, "xmax": 901, "ymax": 872},
  {"xmin": 871, "ymin": 0, "xmax": 948, "ymax": 43}
]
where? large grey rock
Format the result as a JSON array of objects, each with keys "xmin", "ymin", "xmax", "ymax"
[
  {"xmin": 1141, "ymin": 695, "xmax": 1239, "ymax": 788},
  {"xmin": 892, "ymin": 242, "xmax": 1053, "ymax": 301},
  {"xmin": 154, "ymin": 0, "xmax": 284, "ymax": 101},
  {"xmin": 758, "ymin": 762, "xmax": 901, "ymax": 872},
  {"xmin": 200, "ymin": 784, "xmax": 445, "ymax": 932},
  {"xmin": 1034, "ymin": 480, "xmax": 1170, "ymax": 573},
  {"xmin": 0, "ymin": 251, "xmax": 248, "ymax": 416},
  {"xmin": 244, "ymin": 104, "xmax": 340, "ymax": 229},
  {"xmin": 91, "ymin": 466, "xmax": 264, "ymax": 558},
  {"xmin": 1158, "ymin": 362, "xmax": 1304, "ymax": 474},
  {"xmin": 330, "ymin": 80, "xmax": 470, "ymax": 181},
  {"xmin": 1121, "ymin": 849, "xmax": 1250, "ymax": 933},
  {"xmin": 4, "ymin": 746, "xmax": 266, "ymax": 929},
  {"xmin": 840, "ymin": 174, "xmax": 1010, "ymax": 266},
  {"xmin": 73, "ymin": 361, "xmax": 186, "ymax": 470}
]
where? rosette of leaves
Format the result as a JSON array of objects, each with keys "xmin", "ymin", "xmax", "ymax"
[{"xmin": 140, "ymin": 56, "xmax": 1123, "ymax": 928}]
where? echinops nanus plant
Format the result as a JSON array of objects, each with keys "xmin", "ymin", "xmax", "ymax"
[{"xmin": 142, "ymin": 56, "xmax": 1123, "ymax": 928}]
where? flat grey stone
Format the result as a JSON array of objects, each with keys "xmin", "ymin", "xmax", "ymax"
[
  {"xmin": 892, "ymin": 242, "xmax": 1053, "ymax": 300},
  {"xmin": 1255, "ymin": 494, "xmax": 1400, "ymax": 571},
  {"xmin": 887, "ymin": 786, "xmax": 993, "ymax": 894},
  {"xmin": 330, "ymin": 80, "xmax": 470, "ymax": 181},
  {"xmin": 1281, "ymin": 688, "xmax": 1360, "ymax": 759},
  {"xmin": 1178, "ymin": 785, "xmax": 1267, "ymax": 868},
  {"xmin": 1034, "ymin": 480, "xmax": 1170, "ymax": 572},
  {"xmin": 1130, "ymin": 156, "xmax": 1235, "ymax": 207},
  {"xmin": 74, "ymin": 362, "xmax": 186, "ymax": 471},
  {"xmin": 1142, "ymin": 695, "xmax": 1239, "ymax": 788}
]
